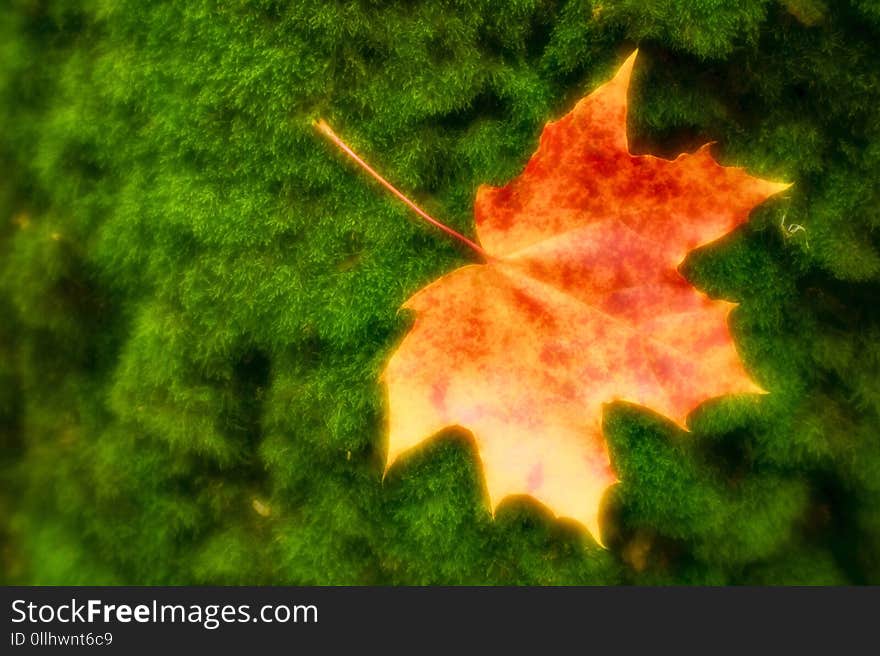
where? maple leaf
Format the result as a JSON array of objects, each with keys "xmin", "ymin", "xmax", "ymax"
[{"xmin": 316, "ymin": 50, "xmax": 789, "ymax": 544}]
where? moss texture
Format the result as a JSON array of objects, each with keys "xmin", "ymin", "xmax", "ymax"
[{"xmin": 1, "ymin": 0, "xmax": 879, "ymax": 585}]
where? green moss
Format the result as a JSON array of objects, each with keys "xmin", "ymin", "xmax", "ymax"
[{"xmin": 1, "ymin": 0, "xmax": 879, "ymax": 584}]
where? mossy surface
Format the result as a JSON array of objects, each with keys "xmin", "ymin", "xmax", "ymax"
[{"xmin": 1, "ymin": 0, "xmax": 879, "ymax": 585}]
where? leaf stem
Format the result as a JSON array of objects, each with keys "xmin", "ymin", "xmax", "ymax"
[{"xmin": 314, "ymin": 119, "xmax": 490, "ymax": 260}]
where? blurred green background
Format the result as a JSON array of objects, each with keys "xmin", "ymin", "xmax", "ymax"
[{"xmin": 1, "ymin": 0, "xmax": 879, "ymax": 585}]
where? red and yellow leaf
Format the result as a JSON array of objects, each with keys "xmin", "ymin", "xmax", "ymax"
[{"xmin": 317, "ymin": 50, "xmax": 789, "ymax": 544}]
